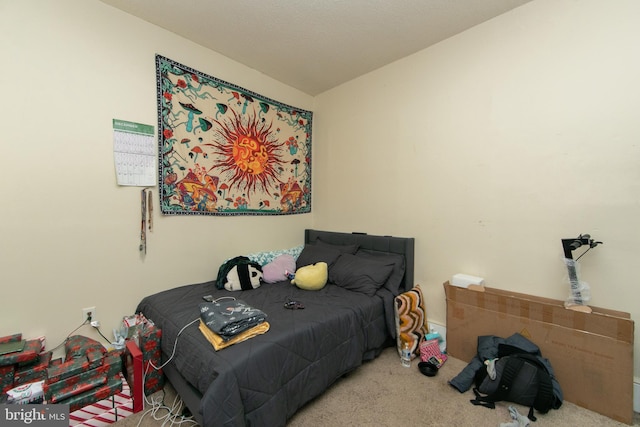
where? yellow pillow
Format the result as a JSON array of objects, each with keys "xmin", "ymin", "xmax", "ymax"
[{"xmin": 291, "ymin": 262, "xmax": 328, "ymax": 290}]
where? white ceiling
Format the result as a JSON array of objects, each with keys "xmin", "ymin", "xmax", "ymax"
[{"xmin": 100, "ymin": 0, "xmax": 532, "ymax": 95}]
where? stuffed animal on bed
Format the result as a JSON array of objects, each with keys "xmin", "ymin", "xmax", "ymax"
[
  {"xmin": 291, "ymin": 262, "xmax": 328, "ymax": 291},
  {"xmin": 217, "ymin": 256, "xmax": 264, "ymax": 291},
  {"xmin": 225, "ymin": 264, "xmax": 263, "ymax": 291}
]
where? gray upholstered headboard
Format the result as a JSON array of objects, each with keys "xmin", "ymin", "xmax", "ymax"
[{"xmin": 304, "ymin": 229, "xmax": 415, "ymax": 294}]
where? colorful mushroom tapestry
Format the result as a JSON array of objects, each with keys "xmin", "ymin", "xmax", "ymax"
[{"xmin": 156, "ymin": 55, "xmax": 313, "ymax": 216}]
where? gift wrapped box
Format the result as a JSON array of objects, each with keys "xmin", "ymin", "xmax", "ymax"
[
  {"xmin": 45, "ymin": 351, "xmax": 122, "ymax": 402},
  {"xmin": 57, "ymin": 376, "xmax": 123, "ymax": 413},
  {"xmin": 47, "ymin": 375, "xmax": 107, "ymax": 403},
  {"xmin": 44, "ymin": 336, "xmax": 124, "ymax": 413},
  {"xmin": 13, "ymin": 351, "xmax": 52, "ymax": 386},
  {"xmin": 47, "ymin": 358, "xmax": 88, "ymax": 384},
  {"xmin": 64, "ymin": 336, "xmax": 106, "ymax": 369},
  {"xmin": 0, "ymin": 333, "xmax": 22, "ymax": 344},
  {"xmin": 0, "ymin": 339, "xmax": 42, "ymax": 367},
  {"xmin": 142, "ymin": 325, "xmax": 163, "ymax": 395},
  {"xmin": 69, "ymin": 373, "xmax": 133, "ymax": 426},
  {"xmin": 129, "ymin": 323, "xmax": 164, "ymax": 396},
  {"xmin": 47, "ymin": 350, "xmax": 119, "ymax": 384},
  {"xmin": 0, "ymin": 364, "xmax": 15, "ymax": 394}
]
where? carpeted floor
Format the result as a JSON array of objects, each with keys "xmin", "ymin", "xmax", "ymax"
[{"xmin": 114, "ymin": 347, "xmax": 639, "ymax": 426}]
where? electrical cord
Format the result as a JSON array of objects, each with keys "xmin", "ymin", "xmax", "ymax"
[
  {"xmin": 49, "ymin": 317, "xmax": 113, "ymax": 353},
  {"xmin": 136, "ymin": 389, "xmax": 198, "ymax": 427},
  {"xmin": 92, "ymin": 325, "xmax": 112, "ymax": 346},
  {"xmin": 148, "ymin": 318, "xmax": 200, "ymax": 371},
  {"xmin": 134, "ymin": 317, "xmax": 202, "ymax": 427},
  {"xmin": 149, "ymin": 295, "xmax": 235, "ymax": 372},
  {"xmin": 136, "ymin": 298, "xmax": 234, "ymax": 425},
  {"xmin": 47, "ymin": 315, "xmax": 197, "ymax": 426},
  {"xmin": 48, "ymin": 319, "xmax": 92, "ymax": 353}
]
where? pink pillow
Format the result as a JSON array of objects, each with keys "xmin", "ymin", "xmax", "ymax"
[{"xmin": 262, "ymin": 254, "xmax": 296, "ymax": 283}]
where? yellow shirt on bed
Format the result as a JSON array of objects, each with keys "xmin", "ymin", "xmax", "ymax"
[{"xmin": 199, "ymin": 319, "xmax": 270, "ymax": 350}]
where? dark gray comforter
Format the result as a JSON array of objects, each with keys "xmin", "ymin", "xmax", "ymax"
[{"xmin": 136, "ymin": 278, "xmax": 393, "ymax": 427}]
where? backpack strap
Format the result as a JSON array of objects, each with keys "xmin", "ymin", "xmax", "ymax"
[
  {"xmin": 532, "ymin": 361, "xmax": 555, "ymax": 414},
  {"xmin": 470, "ymin": 388, "xmax": 495, "ymax": 409}
]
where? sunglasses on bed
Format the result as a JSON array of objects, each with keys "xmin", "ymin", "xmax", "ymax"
[{"xmin": 284, "ymin": 298, "xmax": 305, "ymax": 310}]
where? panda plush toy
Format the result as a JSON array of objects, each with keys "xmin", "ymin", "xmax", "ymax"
[{"xmin": 216, "ymin": 256, "xmax": 264, "ymax": 291}]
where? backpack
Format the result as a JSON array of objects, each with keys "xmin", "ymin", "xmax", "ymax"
[{"xmin": 470, "ymin": 345, "xmax": 558, "ymax": 421}]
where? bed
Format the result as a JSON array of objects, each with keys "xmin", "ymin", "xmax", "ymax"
[{"xmin": 136, "ymin": 229, "xmax": 415, "ymax": 427}]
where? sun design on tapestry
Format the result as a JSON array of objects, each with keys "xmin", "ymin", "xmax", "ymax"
[
  {"xmin": 156, "ymin": 55, "xmax": 312, "ymax": 216},
  {"xmin": 212, "ymin": 109, "xmax": 283, "ymax": 196}
]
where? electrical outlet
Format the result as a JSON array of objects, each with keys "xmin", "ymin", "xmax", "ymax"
[{"xmin": 82, "ymin": 306, "xmax": 96, "ymax": 322}]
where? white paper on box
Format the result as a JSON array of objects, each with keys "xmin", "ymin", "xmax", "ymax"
[{"xmin": 451, "ymin": 273, "xmax": 485, "ymax": 288}]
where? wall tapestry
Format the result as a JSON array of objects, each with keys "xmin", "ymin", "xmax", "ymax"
[{"xmin": 155, "ymin": 54, "xmax": 313, "ymax": 216}]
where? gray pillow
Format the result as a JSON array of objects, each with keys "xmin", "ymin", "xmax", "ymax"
[
  {"xmin": 296, "ymin": 244, "xmax": 341, "ymax": 269},
  {"xmin": 355, "ymin": 249, "xmax": 406, "ymax": 294},
  {"xmin": 329, "ymin": 253, "xmax": 394, "ymax": 296},
  {"xmin": 314, "ymin": 238, "xmax": 360, "ymax": 254}
]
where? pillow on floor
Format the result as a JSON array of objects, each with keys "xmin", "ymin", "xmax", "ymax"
[{"xmin": 394, "ymin": 285, "xmax": 429, "ymax": 359}]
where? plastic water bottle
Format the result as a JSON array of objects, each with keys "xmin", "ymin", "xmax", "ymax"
[{"xmin": 401, "ymin": 342, "xmax": 411, "ymax": 368}]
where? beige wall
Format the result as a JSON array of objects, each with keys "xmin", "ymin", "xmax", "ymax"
[
  {"xmin": 0, "ymin": 0, "xmax": 314, "ymax": 350},
  {"xmin": 2, "ymin": 0, "xmax": 639, "ymax": 381},
  {"xmin": 314, "ymin": 0, "xmax": 640, "ymax": 376}
]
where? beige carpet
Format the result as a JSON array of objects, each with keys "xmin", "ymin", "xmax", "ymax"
[{"xmin": 114, "ymin": 347, "xmax": 639, "ymax": 426}]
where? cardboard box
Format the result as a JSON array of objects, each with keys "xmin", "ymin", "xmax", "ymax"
[{"xmin": 444, "ymin": 281, "xmax": 634, "ymax": 425}]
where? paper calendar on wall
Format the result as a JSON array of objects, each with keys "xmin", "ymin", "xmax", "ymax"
[{"xmin": 113, "ymin": 119, "xmax": 156, "ymax": 186}]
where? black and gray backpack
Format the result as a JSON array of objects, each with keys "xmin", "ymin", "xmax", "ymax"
[{"xmin": 470, "ymin": 344, "xmax": 561, "ymax": 421}]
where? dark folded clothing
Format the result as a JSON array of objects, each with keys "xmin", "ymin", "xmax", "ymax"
[{"xmin": 199, "ymin": 300, "xmax": 267, "ymax": 341}]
